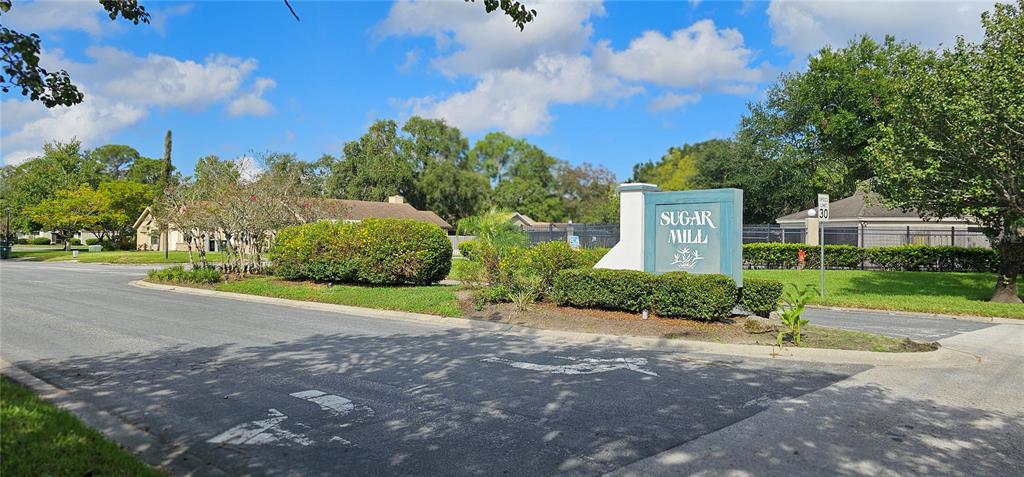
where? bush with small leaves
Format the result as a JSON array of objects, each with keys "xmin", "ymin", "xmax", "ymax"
[
  {"xmin": 741, "ymin": 278, "xmax": 785, "ymax": 317},
  {"xmin": 652, "ymin": 272, "xmax": 738, "ymax": 321}
]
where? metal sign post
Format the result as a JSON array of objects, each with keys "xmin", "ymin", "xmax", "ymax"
[{"xmin": 817, "ymin": 193, "xmax": 830, "ymax": 297}]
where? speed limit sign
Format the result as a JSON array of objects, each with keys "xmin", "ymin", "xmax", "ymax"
[{"xmin": 817, "ymin": 194, "xmax": 830, "ymax": 221}]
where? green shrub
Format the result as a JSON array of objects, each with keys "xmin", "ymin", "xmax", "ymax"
[
  {"xmin": 353, "ymin": 218, "xmax": 452, "ymax": 285},
  {"xmin": 521, "ymin": 241, "xmax": 588, "ymax": 294},
  {"xmin": 147, "ymin": 266, "xmax": 222, "ymax": 284},
  {"xmin": 867, "ymin": 245, "xmax": 998, "ymax": 272},
  {"xmin": 14, "ymin": 238, "xmax": 29, "ymax": 245},
  {"xmin": 29, "ymin": 237, "xmax": 51, "ymax": 245},
  {"xmin": 741, "ymin": 278, "xmax": 785, "ymax": 316},
  {"xmin": 457, "ymin": 239, "xmax": 480, "ymax": 260},
  {"xmin": 652, "ymin": 272, "xmax": 738, "ymax": 320},
  {"xmin": 270, "ymin": 221, "xmax": 360, "ymax": 282},
  {"xmin": 85, "ymin": 238, "xmax": 100, "ymax": 246},
  {"xmin": 69, "ymin": 237, "xmax": 81, "ymax": 245},
  {"xmin": 577, "ymin": 247, "xmax": 610, "ymax": 267},
  {"xmin": 269, "ymin": 218, "xmax": 451, "ymax": 286},
  {"xmin": 550, "ymin": 268, "xmax": 654, "ymax": 312},
  {"xmin": 744, "ymin": 243, "xmax": 865, "ymax": 269}
]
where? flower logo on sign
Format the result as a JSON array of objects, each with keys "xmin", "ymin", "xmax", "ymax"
[{"xmin": 671, "ymin": 247, "xmax": 703, "ymax": 269}]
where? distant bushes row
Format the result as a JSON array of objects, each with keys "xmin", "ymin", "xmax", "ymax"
[
  {"xmin": 269, "ymin": 218, "xmax": 452, "ymax": 286},
  {"xmin": 550, "ymin": 269, "xmax": 784, "ymax": 320},
  {"xmin": 743, "ymin": 243, "xmax": 998, "ymax": 272}
]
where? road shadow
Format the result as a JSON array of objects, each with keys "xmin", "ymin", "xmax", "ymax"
[{"xmin": 13, "ymin": 328, "xmax": 1017, "ymax": 476}]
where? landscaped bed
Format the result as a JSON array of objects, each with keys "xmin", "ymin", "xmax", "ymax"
[
  {"xmin": 146, "ymin": 275, "xmax": 935, "ymax": 353},
  {"xmin": 457, "ymin": 292, "xmax": 936, "ymax": 353},
  {"xmin": 0, "ymin": 377, "xmax": 164, "ymax": 476}
]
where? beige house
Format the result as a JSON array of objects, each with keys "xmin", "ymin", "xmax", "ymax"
[{"xmin": 134, "ymin": 195, "xmax": 452, "ymax": 252}]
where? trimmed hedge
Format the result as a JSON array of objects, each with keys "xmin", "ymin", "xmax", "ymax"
[
  {"xmin": 147, "ymin": 265, "xmax": 222, "ymax": 284},
  {"xmin": 29, "ymin": 237, "xmax": 51, "ymax": 245},
  {"xmin": 551, "ymin": 268, "xmax": 741, "ymax": 320},
  {"xmin": 69, "ymin": 238, "xmax": 81, "ymax": 245},
  {"xmin": 743, "ymin": 242, "xmax": 998, "ymax": 272},
  {"xmin": 85, "ymin": 238, "xmax": 100, "ymax": 246},
  {"xmin": 551, "ymin": 268, "xmax": 654, "ymax": 312},
  {"xmin": 741, "ymin": 278, "xmax": 785, "ymax": 316},
  {"xmin": 652, "ymin": 272, "xmax": 738, "ymax": 320},
  {"xmin": 866, "ymin": 245, "xmax": 998, "ymax": 272},
  {"xmin": 744, "ymin": 243, "xmax": 864, "ymax": 269},
  {"xmin": 269, "ymin": 218, "xmax": 452, "ymax": 286}
]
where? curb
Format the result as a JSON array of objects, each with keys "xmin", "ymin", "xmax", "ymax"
[
  {"xmin": 132, "ymin": 280, "xmax": 976, "ymax": 368},
  {"xmin": 0, "ymin": 359, "xmax": 229, "ymax": 477},
  {"xmin": 806, "ymin": 304, "xmax": 1022, "ymax": 325}
]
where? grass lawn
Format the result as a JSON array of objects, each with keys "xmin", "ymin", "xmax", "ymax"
[
  {"xmin": 214, "ymin": 277, "xmax": 462, "ymax": 317},
  {"xmin": 447, "ymin": 258, "xmax": 481, "ymax": 281},
  {"xmin": 0, "ymin": 377, "xmax": 164, "ymax": 477},
  {"xmin": 10, "ymin": 246, "xmax": 224, "ymax": 264},
  {"xmin": 746, "ymin": 269, "xmax": 1024, "ymax": 319}
]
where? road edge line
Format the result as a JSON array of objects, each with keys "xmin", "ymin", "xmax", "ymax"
[
  {"xmin": 0, "ymin": 359, "xmax": 229, "ymax": 477},
  {"xmin": 131, "ymin": 280, "xmax": 974, "ymax": 368}
]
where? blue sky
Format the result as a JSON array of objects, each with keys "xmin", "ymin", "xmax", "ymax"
[{"xmin": 1, "ymin": 0, "xmax": 992, "ymax": 180}]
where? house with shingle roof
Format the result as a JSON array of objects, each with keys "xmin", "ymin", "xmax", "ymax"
[
  {"xmin": 775, "ymin": 190, "xmax": 986, "ymax": 248},
  {"xmin": 134, "ymin": 195, "xmax": 451, "ymax": 252}
]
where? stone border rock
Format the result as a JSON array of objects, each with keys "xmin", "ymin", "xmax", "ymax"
[
  {"xmin": 0, "ymin": 359, "xmax": 228, "ymax": 477},
  {"xmin": 132, "ymin": 280, "xmax": 978, "ymax": 368}
]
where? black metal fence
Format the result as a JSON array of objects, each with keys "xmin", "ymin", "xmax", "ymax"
[
  {"xmin": 525, "ymin": 224, "xmax": 620, "ymax": 248},
  {"xmin": 524, "ymin": 223, "xmax": 991, "ymax": 249},
  {"xmin": 742, "ymin": 224, "xmax": 990, "ymax": 248}
]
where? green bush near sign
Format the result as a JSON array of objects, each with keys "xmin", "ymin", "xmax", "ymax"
[
  {"xmin": 270, "ymin": 218, "xmax": 452, "ymax": 286},
  {"xmin": 652, "ymin": 272, "xmax": 738, "ymax": 320},
  {"xmin": 551, "ymin": 268, "xmax": 772, "ymax": 321},
  {"xmin": 457, "ymin": 240, "xmax": 480, "ymax": 260},
  {"xmin": 551, "ymin": 268, "xmax": 655, "ymax": 313},
  {"xmin": 743, "ymin": 243, "xmax": 998, "ymax": 272},
  {"xmin": 740, "ymin": 278, "xmax": 786, "ymax": 316}
]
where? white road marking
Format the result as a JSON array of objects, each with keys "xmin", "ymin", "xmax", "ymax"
[
  {"xmin": 208, "ymin": 409, "xmax": 313, "ymax": 446},
  {"xmin": 482, "ymin": 356, "xmax": 659, "ymax": 377},
  {"xmin": 290, "ymin": 389, "xmax": 356, "ymax": 416}
]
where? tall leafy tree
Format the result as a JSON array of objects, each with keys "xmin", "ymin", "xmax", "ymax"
[
  {"xmin": 161, "ymin": 129, "xmax": 174, "ymax": 187},
  {"xmin": 630, "ymin": 146, "xmax": 699, "ymax": 191},
  {"xmin": 27, "ymin": 184, "xmax": 107, "ymax": 250},
  {"xmin": 327, "ymin": 120, "xmax": 413, "ymax": 202},
  {"xmin": 93, "ymin": 180, "xmax": 153, "ymax": 243},
  {"xmin": 737, "ymin": 35, "xmax": 925, "ymax": 216},
  {"xmin": 0, "ymin": 140, "xmax": 101, "ymax": 232},
  {"xmin": 867, "ymin": 0, "xmax": 1024, "ymax": 304},
  {"xmin": 89, "ymin": 144, "xmax": 141, "ymax": 179},
  {"xmin": 125, "ymin": 156, "xmax": 167, "ymax": 187},
  {"xmin": 556, "ymin": 162, "xmax": 618, "ymax": 223}
]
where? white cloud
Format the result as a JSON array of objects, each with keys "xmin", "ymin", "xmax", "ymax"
[
  {"xmin": 648, "ymin": 92, "xmax": 701, "ymax": 113},
  {"xmin": 2, "ymin": 1, "xmax": 108, "ymax": 35},
  {"xmin": 408, "ymin": 54, "xmax": 639, "ymax": 135},
  {"xmin": 379, "ymin": 0, "xmax": 604, "ymax": 75},
  {"xmin": 767, "ymin": 0, "xmax": 991, "ymax": 58},
  {"xmin": 2, "ymin": 47, "xmax": 269, "ymax": 165},
  {"xmin": 227, "ymin": 78, "xmax": 277, "ymax": 117},
  {"xmin": 383, "ymin": 3, "xmax": 767, "ymax": 135},
  {"xmin": 594, "ymin": 20, "xmax": 768, "ymax": 90},
  {"xmin": 233, "ymin": 156, "xmax": 264, "ymax": 183}
]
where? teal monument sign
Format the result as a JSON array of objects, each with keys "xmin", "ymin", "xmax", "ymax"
[{"xmin": 596, "ymin": 184, "xmax": 742, "ymax": 286}]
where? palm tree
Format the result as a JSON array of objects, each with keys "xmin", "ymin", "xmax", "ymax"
[{"xmin": 456, "ymin": 209, "xmax": 526, "ymax": 282}]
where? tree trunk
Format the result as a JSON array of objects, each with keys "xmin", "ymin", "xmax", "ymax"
[{"xmin": 992, "ymin": 236, "xmax": 1023, "ymax": 304}]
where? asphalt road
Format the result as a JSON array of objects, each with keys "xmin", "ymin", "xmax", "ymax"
[
  {"xmin": 804, "ymin": 307, "xmax": 995, "ymax": 341},
  {"xmin": 2, "ymin": 261, "xmax": 1022, "ymax": 476}
]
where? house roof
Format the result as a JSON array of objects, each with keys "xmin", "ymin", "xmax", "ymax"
[
  {"xmin": 776, "ymin": 190, "xmax": 920, "ymax": 223},
  {"xmin": 134, "ymin": 199, "xmax": 452, "ymax": 231},
  {"xmin": 323, "ymin": 199, "xmax": 452, "ymax": 230}
]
